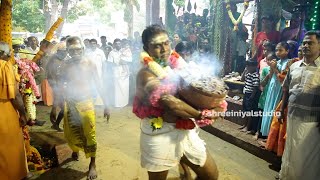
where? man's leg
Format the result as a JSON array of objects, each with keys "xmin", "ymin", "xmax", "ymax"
[
  {"xmin": 50, "ymin": 105, "xmax": 57, "ymax": 124},
  {"xmin": 179, "ymin": 162, "xmax": 192, "ymax": 180},
  {"xmin": 88, "ymin": 157, "xmax": 97, "ymax": 180},
  {"xmin": 180, "ymin": 152, "xmax": 218, "ymax": 180},
  {"xmin": 147, "ymin": 170, "xmax": 169, "ymax": 180}
]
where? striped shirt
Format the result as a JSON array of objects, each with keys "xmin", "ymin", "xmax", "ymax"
[{"xmin": 243, "ymin": 72, "xmax": 260, "ymax": 94}]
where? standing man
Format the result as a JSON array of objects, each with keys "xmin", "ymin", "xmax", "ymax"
[
  {"xmin": 107, "ymin": 38, "xmax": 132, "ymax": 107},
  {"xmin": 133, "ymin": 25, "xmax": 219, "ymax": 180},
  {"xmin": 279, "ymin": 30, "xmax": 320, "ymax": 180},
  {"xmin": 46, "ymin": 42, "xmax": 68, "ymax": 131},
  {"xmin": 61, "ymin": 36, "xmax": 110, "ymax": 180},
  {"xmin": 87, "ymin": 39, "xmax": 107, "ymax": 105}
]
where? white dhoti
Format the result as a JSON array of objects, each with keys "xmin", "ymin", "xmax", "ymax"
[
  {"xmin": 113, "ymin": 65, "xmax": 129, "ymax": 108},
  {"xmin": 279, "ymin": 108, "xmax": 320, "ymax": 180},
  {"xmin": 140, "ymin": 118, "xmax": 207, "ymax": 172}
]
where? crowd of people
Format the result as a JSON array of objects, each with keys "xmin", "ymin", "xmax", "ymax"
[
  {"xmin": 240, "ymin": 27, "xmax": 319, "ymax": 179},
  {"xmin": 0, "ymin": 10, "xmax": 319, "ymax": 180}
]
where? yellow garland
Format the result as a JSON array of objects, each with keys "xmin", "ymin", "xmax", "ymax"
[
  {"xmin": 140, "ymin": 51, "xmax": 171, "ymax": 79},
  {"xmin": 24, "ymin": 92, "xmax": 36, "ymax": 120},
  {"xmin": 225, "ymin": 0, "xmax": 249, "ymax": 31}
]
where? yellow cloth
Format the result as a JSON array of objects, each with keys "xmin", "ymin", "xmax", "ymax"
[
  {"xmin": 0, "ymin": 60, "xmax": 16, "ymax": 99},
  {"xmin": 0, "ymin": 60, "xmax": 28, "ymax": 180},
  {"xmin": 64, "ymin": 99, "xmax": 97, "ymax": 158}
]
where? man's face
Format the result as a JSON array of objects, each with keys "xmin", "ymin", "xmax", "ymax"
[
  {"xmin": 302, "ymin": 35, "xmax": 320, "ymax": 57},
  {"xmin": 114, "ymin": 41, "xmax": 121, "ymax": 51},
  {"xmin": 100, "ymin": 38, "xmax": 107, "ymax": 45},
  {"xmin": 147, "ymin": 33, "xmax": 171, "ymax": 61},
  {"xmin": 83, "ymin": 40, "xmax": 90, "ymax": 48},
  {"xmin": 13, "ymin": 45, "xmax": 21, "ymax": 53},
  {"xmin": 56, "ymin": 50, "xmax": 67, "ymax": 60},
  {"xmin": 29, "ymin": 37, "xmax": 38, "ymax": 47},
  {"xmin": 90, "ymin": 41, "xmax": 98, "ymax": 50},
  {"xmin": 67, "ymin": 40, "xmax": 83, "ymax": 58}
]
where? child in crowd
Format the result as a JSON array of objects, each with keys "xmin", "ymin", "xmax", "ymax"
[
  {"xmin": 255, "ymin": 53, "xmax": 277, "ymax": 139},
  {"xmin": 235, "ymin": 32, "xmax": 250, "ymax": 73},
  {"xmin": 240, "ymin": 59, "xmax": 260, "ymax": 133},
  {"xmin": 260, "ymin": 42, "xmax": 290, "ymax": 143},
  {"xmin": 259, "ymin": 41, "xmax": 275, "ymax": 75},
  {"xmin": 264, "ymin": 45, "xmax": 303, "ymax": 154}
]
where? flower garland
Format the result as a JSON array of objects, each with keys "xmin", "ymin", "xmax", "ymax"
[
  {"xmin": 139, "ymin": 51, "xmax": 226, "ymax": 130},
  {"xmin": 16, "ymin": 58, "xmax": 40, "ymax": 122},
  {"xmin": 225, "ymin": 0, "xmax": 249, "ymax": 31},
  {"xmin": 140, "ymin": 51, "xmax": 187, "ymax": 79},
  {"xmin": 140, "ymin": 51, "xmax": 187, "ymax": 130}
]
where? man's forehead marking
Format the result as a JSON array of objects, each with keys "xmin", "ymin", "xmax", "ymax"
[{"xmin": 150, "ymin": 34, "xmax": 169, "ymax": 44}]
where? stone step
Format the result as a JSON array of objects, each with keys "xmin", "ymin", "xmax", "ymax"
[{"xmin": 201, "ymin": 120, "xmax": 281, "ymax": 168}]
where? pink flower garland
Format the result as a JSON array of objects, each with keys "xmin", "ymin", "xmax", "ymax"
[{"xmin": 16, "ymin": 58, "xmax": 40, "ymax": 97}]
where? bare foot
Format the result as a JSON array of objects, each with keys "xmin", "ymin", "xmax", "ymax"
[
  {"xmin": 258, "ymin": 140, "xmax": 266, "ymax": 148},
  {"xmin": 72, "ymin": 152, "xmax": 79, "ymax": 161},
  {"xmin": 253, "ymin": 133, "xmax": 259, "ymax": 140},
  {"xmin": 240, "ymin": 127, "xmax": 248, "ymax": 132},
  {"xmin": 87, "ymin": 163, "xmax": 97, "ymax": 180}
]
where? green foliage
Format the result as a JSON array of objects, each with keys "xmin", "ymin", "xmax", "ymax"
[
  {"xmin": 12, "ymin": 0, "xmax": 45, "ymax": 32},
  {"xmin": 174, "ymin": 0, "xmax": 185, "ymax": 7},
  {"xmin": 121, "ymin": 0, "xmax": 140, "ymax": 23},
  {"xmin": 67, "ymin": 3, "xmax": 89, "ymax": 23}
]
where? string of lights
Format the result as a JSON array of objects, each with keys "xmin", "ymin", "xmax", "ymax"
[{"xmin": 306, "ymin": 0, "xmax": 320, "ymax": 30}]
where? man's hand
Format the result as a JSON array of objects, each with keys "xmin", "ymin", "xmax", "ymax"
[
  {"xmin": 19, "ymin": 115, "xmax": 27, "ymax": 127},
  {"xmin": 104, "ymin": 108, "xmax": 110, "ymax": 122},
  {"xmin": 277, "ymin": 111, "xmax": 285, "ymax": 124}
]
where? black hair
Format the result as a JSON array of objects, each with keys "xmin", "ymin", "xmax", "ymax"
[
  {"xmin": 266, "ymin": 52, "xmax": 277, "ymax": 60},
  {"xmin": 113, "ymin": 38, "xmax": 121, "ymax": 44},
  {"xmin": 263, "ymin": 41, "xmax": 275, "ymax": 51},
  {"xmin": 277, "ymin": 41, "xmax": 290, "ymax": 51},
  {"xmin": 100, "ymin": 36, "xmax": 106, "ymax": 39},
  {"xmin": 89, "ymin": 39, "xmax": 97, "ymax": 43},
  {"xmin": 246, "ymin": 58, "xmax": 258, "ymax": 66},
  {"xmin": 60, "ymin": 37, "xmax": 67, "ymax": 41},
  {"xmin": 141, "ymin": 24, "xmax": 167, "ymax": 51},
  {"xmin": 287, "ymin": 40, "xmax": 299, "ymax": 58},
  {"xmin": 175, "ymin": 41, "xmax": 194, "ymax": 55},
  {"xmin": 305, "ymin": 30, "xmax": 320, "ymax": 42},
  {"xmin": 66, "ymin": 36, "xmax": 83, "ymax": 47}
]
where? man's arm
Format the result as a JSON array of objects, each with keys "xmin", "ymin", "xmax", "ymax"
[
  {"xmin": 11, "ymin": 86, "xmax": 27, "ymax": 126},
  {"xmin": 138, "ymin": 70, "xmax": 201, "ymax": 120}
]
